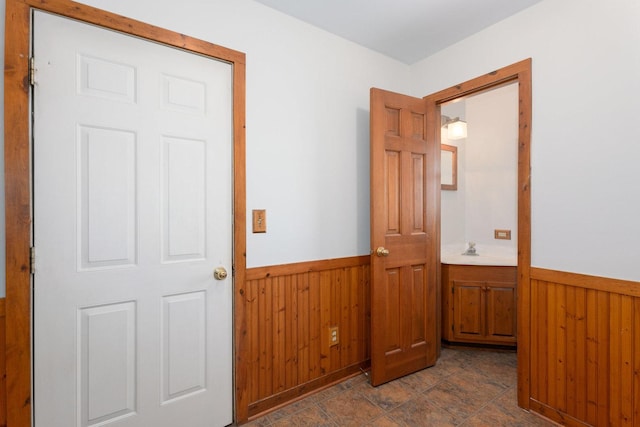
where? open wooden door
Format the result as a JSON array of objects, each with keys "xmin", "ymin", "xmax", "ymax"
[{"xmin": 370, "ymin": 88, "xmax": 438, "ymax": 386}]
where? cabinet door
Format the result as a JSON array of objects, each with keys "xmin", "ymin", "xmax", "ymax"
[
  {"xmin": 452, "ymin": 281, "xmax": 484, "ymax": 340},
  {"xmin": 486, "ymin": 284, "xmax": 517, "ymax": 343}
]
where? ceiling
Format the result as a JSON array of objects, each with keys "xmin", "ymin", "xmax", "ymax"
[{"xmin": 253, "ymin": 0, "xmax": 542, "ymax": 64}]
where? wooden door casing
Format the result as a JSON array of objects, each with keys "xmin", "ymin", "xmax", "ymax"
[
  {"xmin": 424, "ymin": 59, "xmax": 531, "ymax": 407},
  {"xmin": 4, "ymin": 1, "xmax": 246, "ymax": 425},
  {"xmin": 370, "ymin": 88, "xmax": 438, "ymax": 386}
]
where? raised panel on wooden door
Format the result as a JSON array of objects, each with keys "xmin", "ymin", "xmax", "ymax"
[
  {"xmin": 384, "ymin": 149, "xmax": 401, "ymax": 236},
  {"xmin": 410, "ymin": 265, "xmax": 427, "ymax": 348},
  {"xmin": 381, "ymin": 268, "xmax": 402, "ymax": 356},
  {"xmin": 382, "ymin": 265, "xmax": 430, "ymax": 372},
  {"xmin": 486, "ymin": 285, "xmax": 517, "ymax": 341},
  {"xmin": 453, "ymin": 281, "xmax": 484, "ymax": 339}
]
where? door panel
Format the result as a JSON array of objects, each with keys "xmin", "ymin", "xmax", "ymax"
[
  {"xmin": 487, "ymin": 285, "xmax": 517, "ymax": 339},
  {"xmin": 370, "ymin": 88, "xmax": 437, "ymax": 386},
  {"xmin": 33, "ymin": 11, "xmax": 232, "ymax": 427},
  {"xmin": 454, "ymin": 282, "xmax": 484, "ymax": 338}
]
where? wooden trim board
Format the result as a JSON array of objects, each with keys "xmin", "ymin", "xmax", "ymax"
[
  {"xmin": 4, "ymin": 1, "xmax": 246, "ymax": 425},
  {"xmin": 0, "ymin": 297, "xmax": 6, "ymax": 427}
]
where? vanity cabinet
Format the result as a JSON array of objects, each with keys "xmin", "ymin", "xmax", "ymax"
[{"xmin": 442, "ymin": 264, "xmax": 517, "ymax": 347}]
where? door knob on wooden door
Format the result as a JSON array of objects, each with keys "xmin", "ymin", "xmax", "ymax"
[{"xmin": 375, "ymin": 247, "xmax": 390, "ymax": 257}]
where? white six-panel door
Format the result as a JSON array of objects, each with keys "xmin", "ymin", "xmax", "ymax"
[{"xmin": 33, "ymin": 11, "xmax": 233, "ymax": 427}]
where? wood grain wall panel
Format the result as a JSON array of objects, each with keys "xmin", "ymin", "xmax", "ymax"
[
  {"xmin": 242, "ymin": 257, "xmax": 370, "ymax": 419},
  {"xmin": 529, "ymin": 268, "xmax": 640, "ymax": 426},
  {"xmin": 1, "ymin": 298, "xmax": 6, "ymax": 427}
]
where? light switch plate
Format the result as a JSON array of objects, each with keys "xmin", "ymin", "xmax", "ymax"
[
  {"xmin": 252, "ymin": 209, "xmax": 266, "ymax": 233},
  {"xmin": 494, "ymin": 229, "xmax": 511, "ymax": 240}
]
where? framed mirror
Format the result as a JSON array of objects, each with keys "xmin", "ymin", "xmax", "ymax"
[{"xmin": 441, "ymin": 144, "xmax": 457, "ymax": 190}]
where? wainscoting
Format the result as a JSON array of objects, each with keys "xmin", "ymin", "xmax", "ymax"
[
  {"xmin": 1, "ymin": 298, "xmax": 6, "ymax": 427},
  {"xmin": 528, "ymin": 268, "xmax": 640, "ymax": 426},
  {"xmin": 6, "ymin": 260, "xmax": 640, "ymax": 425},
  {"xmin": 237, "ymin": 256, "xmax": 371, "ymax": 421}
]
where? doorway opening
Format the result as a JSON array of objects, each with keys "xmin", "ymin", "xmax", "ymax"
[
  {"xmin": 440, "ymin": 82, "xmax": 519, "ymax": 349},
  {"xmin": 424, "ymin": 59, "xmax": 532, "ymax": 408}
]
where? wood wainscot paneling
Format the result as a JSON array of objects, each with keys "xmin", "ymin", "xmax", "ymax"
[
  {"xmin": 528, "ymin": 268, "xmax": 640, "ymax": 426},
  {"xmin": 1, "ymin": 297, "xmax": 6, "ymax": 427},
  {"xmin": 237, "ymin": 256, "xmax": 370, "ymax": 421}
]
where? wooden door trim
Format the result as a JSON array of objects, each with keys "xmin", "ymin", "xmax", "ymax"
[
  {"xmin": 423, "ymin": 58, "xmax": 532, "ymax": 408},
  {"xmin": 4, "ymin": 1, "xmax": 247, "ymax": 425}
]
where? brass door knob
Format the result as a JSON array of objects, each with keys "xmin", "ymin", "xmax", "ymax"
[
  {"xmin": 214, "ymin": 267, "xmax": 228, "ymax": 280},
  {"xmin": 376, "ymin": 247, "xmax": 390, "ymax": 257}
]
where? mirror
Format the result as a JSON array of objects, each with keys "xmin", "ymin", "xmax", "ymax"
[{"xmin": 441, "ymin": 144, "xmax": 457, "ymax": 190}]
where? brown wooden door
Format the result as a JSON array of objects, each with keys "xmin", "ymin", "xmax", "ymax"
[{"xmin": 370, "ymin": 88, "xmax": 438, "ymax": 386}]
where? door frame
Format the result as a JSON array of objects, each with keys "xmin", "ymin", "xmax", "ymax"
[
  {"xmin": 424, "ymin": 58, "xmax": 532, "ymax": 408},
  {"xmin": 4, "ymin": 0, "xmax": 247, "ymax": 425}
]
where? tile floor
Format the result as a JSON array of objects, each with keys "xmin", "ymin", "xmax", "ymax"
[{"xmin": 243, "ymin": 347, "xmax": 559, "ymax": 426}]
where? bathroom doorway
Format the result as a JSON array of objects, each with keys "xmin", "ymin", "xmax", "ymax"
[
  {"xmin": 440, "ymin": 82, "xmax": 518, "ymax": 263},
  {"xmin": 439, "ymin": 83, "xmax": 519, "ymax": 348},
  {"xmin": 423, "ymin": 59, "xmax": 532, "ymax": 408}
]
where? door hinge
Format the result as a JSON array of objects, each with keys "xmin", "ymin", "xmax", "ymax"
[
  {"xmin": 30, "ymin": 246, "xmax": 36, "ymax": 274},
  {"xmin": 451, "ymin": 286, "xmax": 454, "ymax": 294},
  {"xmin": 29, "ymin": 57, "xmax": 36, "ymax": 86}
]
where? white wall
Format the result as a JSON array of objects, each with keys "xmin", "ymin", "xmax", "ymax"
[
  {"xmin": 0, "ymin": 0, "xmax": 411, "ymax": 296},
  {"xmin": 412, "ymin": 0, "xmax": 640, "ymax": 282},
  {"xmin": 440, "ymin": 102, "xmax": 466, "ymax": 248},
  {"xmin": 464, "ymin": 83, "xmax": 518, "ymax": 253},
  {"xmin": 441, "ymin": 84, "xmax": 518, "ymax": 255},
  {"xmin": 2, "ymin": 0, "xmax": 639, "ymax": 296},
  {"xmin": 72, "ymin": 1, "xmax": 413, "ymax": 270}
]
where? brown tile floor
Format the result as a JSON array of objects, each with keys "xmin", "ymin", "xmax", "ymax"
[{"xmin": 242, "ymin": 348, "xmax": 559, "ymax": 426}]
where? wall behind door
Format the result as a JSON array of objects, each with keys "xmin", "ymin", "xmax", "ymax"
[
  {"xmin": 410, "ymin": 0, "xmax": 640, "ymax": 282},
  {"xmin": 0, "ymin": 0, "xmax": 411, "ymax": 297},
  {"xmin": 2, "ymin": 0, "xmax": 639, "ymax": 286}
]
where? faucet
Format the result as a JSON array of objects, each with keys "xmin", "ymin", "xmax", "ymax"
[{"xmin": 462, "ymin": 242, "xmax": 478, "ymax": 256}]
